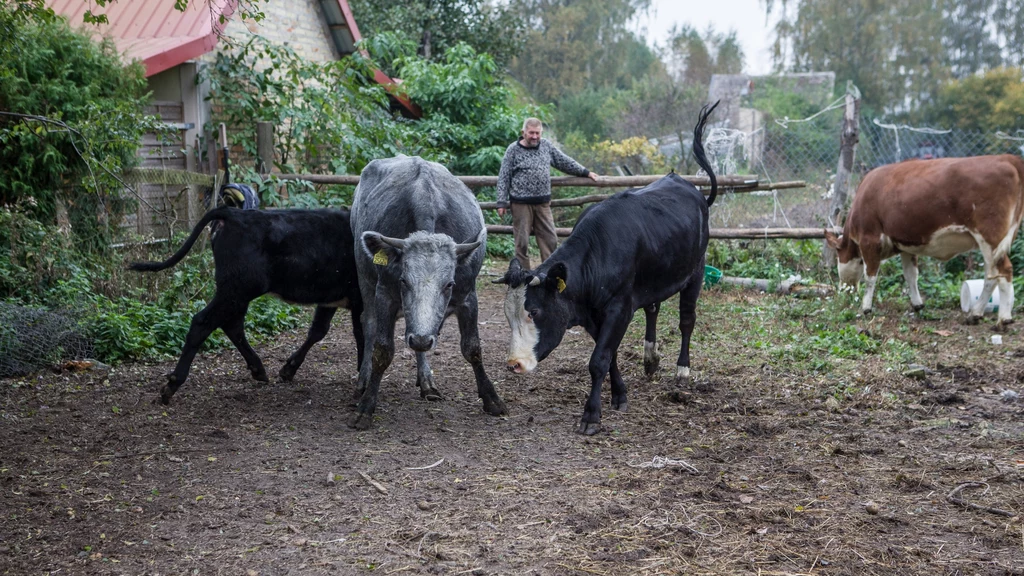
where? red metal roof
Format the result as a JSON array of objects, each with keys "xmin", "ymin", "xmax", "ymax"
[
  {"xmin": 46, "ymin": 0, "xmax": 420, "ymax": 116},
  {"xmin": 46, "ymin": 0, "xmax": 236, "ymax": 77}
]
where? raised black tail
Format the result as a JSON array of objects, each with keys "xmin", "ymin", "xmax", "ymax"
[
  {"xmin": 692, "ymin": 100, "xmax": 720, "ymax": 207},
  {"xmin": 128, "ymin": 206, "xmax": 234, "ymax": 272}
]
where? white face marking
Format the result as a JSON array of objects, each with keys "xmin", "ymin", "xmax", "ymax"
[
  {"xmin": 503, "ymin": 285, "xmax": 538, "ymax": 373},
  {"xmin": 837, "ymin": 258, "xmax": 863, "ymax": 286}
]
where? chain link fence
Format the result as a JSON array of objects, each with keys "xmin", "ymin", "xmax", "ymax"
[{"xmin": 707, "ymin": 110, "xmax": 1024, "ymax": 229}]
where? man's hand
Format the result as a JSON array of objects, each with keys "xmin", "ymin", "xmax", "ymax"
[
  {"xmin": 587, "ymin": 171, "xmax": 599, "ymax": 182},
  {"xmin": 497, "ymin": 208, "xmax": 506, "ymax": 217}
]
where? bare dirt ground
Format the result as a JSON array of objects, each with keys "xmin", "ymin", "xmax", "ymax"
[{"xmin": 2, "ymin": 271, "xmax": 1023, "ymax": 576}]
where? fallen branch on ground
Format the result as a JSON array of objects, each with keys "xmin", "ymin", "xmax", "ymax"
[
  {"xmin": 627, "ymin": 456, "xmax": 699, "ymax": 474},
  {"xmin": 946, "ymin": 482, "xmax": 1016, "ymax": 517},
  {"xmin": 358, "ymin": 471, "xmax": 389, "ymax": 495}
]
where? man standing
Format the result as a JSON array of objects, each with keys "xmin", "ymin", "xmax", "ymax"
[{"xmin": 496, "ymin": 118, "xmax": 599, "ymax": 269}]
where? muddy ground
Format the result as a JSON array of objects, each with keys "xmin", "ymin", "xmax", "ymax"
[{"xmin": 2, "ymin": 269, "xmax": 1023, "ymax": 576}]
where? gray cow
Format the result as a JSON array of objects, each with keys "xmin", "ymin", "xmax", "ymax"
[{"xmin": 349, "ymin": 155, "xmax": 507, "ymax": 430}]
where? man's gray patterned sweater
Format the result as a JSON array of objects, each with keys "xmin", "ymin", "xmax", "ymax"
[{"xmin": 496, "ymin": 139, "xmax": 590, "ymax": 207}]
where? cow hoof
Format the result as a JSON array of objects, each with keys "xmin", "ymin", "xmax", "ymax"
[
  {"xmin": 251, "ymin": 367, "xmax": 269, "ymax": 383},
  {"xmin": 158, "ymin": 388, "xmax": 174, "ymax": 405},
  {"xmin": 912, "ymin": 304, "xmax": 925, "ymax": 313},
  {"xmin": 611, "ymin": 400, "xmax": 628, "ymax": 412},
  {"xmin": 278, "ymin": 365, "xmax": 297, "ymax": 382},
  {"xmin": 348, "ymin": 413, "xmax": 374, "ymax": 430},
  {"xmin": 644, "ymin": 357, "xmax": 660, "ymax": 379},
  {"xmin": 861, "ymin": 308, "xmax": 872, "ymax": 316},
  {"xmin": 993, "ymin": 320, "xmax": 1013, "ymax": 333},
  {"xmin": 483, "ymin": 396, "xmax": 507, "ymax": 416},
  {"xmin": 576, "ymin": 421, "xmax": 602, "ymax": 435},
  {"xmin": 421, "ymin": 390, "xmax": 443, "ymax": 402},
  {"xmin": 965, "ymin": 315, "xmax": 981, "ymax": 325},
  {"xmin": 673, "ymin": 375, "xmax": 691, "ymax": 388}
]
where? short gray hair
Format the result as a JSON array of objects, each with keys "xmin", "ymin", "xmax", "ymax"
[{"xmin": 522, "ymin": 117, "xmax": 543, "ymax": 131}]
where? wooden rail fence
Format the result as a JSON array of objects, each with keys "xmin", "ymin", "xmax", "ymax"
[
  {"xmin": 268, "ymin": 172, "xmax": 819, "ymax": 240},
  {"xmin": 485, "ymin": 225, "xmax": 837, "ymax": 239}
]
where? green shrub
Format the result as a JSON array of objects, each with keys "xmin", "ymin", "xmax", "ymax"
[
  {"xmin": 0, "ymin": 1, "xmax": 157, "ymax": 248},
  {"xmin": 0, "ymin": 207, "xmax": 77, "ymax": 301}
]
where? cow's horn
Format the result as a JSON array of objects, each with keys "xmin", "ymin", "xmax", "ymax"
[{"xmin": 378, "ymin": 235, "xmax": 407, "ymax": 249}]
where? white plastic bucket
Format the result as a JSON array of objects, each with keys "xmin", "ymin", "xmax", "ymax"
[{"xmin": 960, "ymin": 279, "xmax": 999, "ymax": 313}]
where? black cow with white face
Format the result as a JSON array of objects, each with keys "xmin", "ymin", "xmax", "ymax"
[{"xmin": 496, "ymin": 102, "xmax": 719, "ymax": 435}]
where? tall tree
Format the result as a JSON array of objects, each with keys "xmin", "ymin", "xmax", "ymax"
[
  {"xmin": 349, "ymin": 0, "xmax": 525, "ymax": 67},
  {"xmin": 508, "ymin": 0, "xmax": 657, "ymax": 103},
  {"xmin": 921, "ymin": 67, "xmax": 1024, "ymax": 131},
  {"xmin": 665, "ymin": 25, "xmax": 744, "ymax": 86},
  {"xmin": 765, "ymin": 0, "xmax": 1024, "ymax": 112}
]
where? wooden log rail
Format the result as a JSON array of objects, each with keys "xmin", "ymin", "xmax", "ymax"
[
  {"xmin": 486, "ymin": 225, "xmax": 837, "ymax": 240},
  {"xmin": 272, "ymin": 173, "xmax": 806, "ymax": 208},
  {"xmin": 274, "ymin": 173, "xmax": 758, "ymax": 187},
  {"xmin": 479, "ymin": 181, "xmax": 805, "ymax": 210},
  {"xmin": 268, "ymin": 172, "xmax": 816, "ymax": 240}
]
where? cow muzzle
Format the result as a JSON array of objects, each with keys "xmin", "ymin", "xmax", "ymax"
[
  {"xmin": 506, "ymin": 356, "xmax": 537, "ymax": 374},
  {"xmin": 837, "ymin": 259, "xmax": 863, "ymax": 287},
  {"xmin": 407, "ymin": 334, "xmax": 436, "ymax": 352}
]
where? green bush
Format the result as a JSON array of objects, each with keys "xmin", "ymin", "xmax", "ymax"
[
  {"xmin": 0, "ymin": 1, "xmax": 157, "ymax": 248},
  {"xmin": 390, "ymin": 41, "xmax": 548, "ymax": 176},
  {"xmin": 707, "ymin": 239, "xmax": 823, "ymax": 283},
  {"xmin": 28, "ymin": 237, "xmax": 305, "ymax": 365}
]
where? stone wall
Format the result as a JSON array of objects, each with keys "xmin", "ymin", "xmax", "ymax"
[{"xmin": 221, "ymin": 0, "xmax": 340, "ymax": 62}]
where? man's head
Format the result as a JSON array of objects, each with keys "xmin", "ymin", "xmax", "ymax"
[{"xmin": 521, "ymin": 118, "xmax": 543, "ymax": 147}]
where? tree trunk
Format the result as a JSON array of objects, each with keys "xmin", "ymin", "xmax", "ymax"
[{"xmin": 823, "ymin": 81, "xmax": 861, "ymax": 267}]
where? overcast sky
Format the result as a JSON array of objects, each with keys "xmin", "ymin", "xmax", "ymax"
[{"xmin": 635, "ymin": 0, "xmax": 779, "ymax": 75}]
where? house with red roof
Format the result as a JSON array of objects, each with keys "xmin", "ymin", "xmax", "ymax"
[
  {"xmin": 47, "ymin": 0, "xmax": 418, "ymax": 147},
  {"xmin": 44, "ymin": 0, "xmax": 417, "ymax": 235}
]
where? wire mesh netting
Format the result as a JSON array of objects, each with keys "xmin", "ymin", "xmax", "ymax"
[
  {"xmin": 0, "ymin": 302, "xmax": 93, "ymax": 378},
  {"xmin": 704, "ymin": 108, "xmax": 1024, "ymax": 229}
]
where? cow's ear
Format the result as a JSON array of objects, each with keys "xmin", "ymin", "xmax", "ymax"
[
  {"xmin": 823, "ymin": 229, "xmax": 842, "ymax": 250},
  {"xmin": 362, "ymin": 231, "xmax": 404, "ymax": 266},
  {"xmin": 492, "ymin": 258, "xmax": 523, "ymax": 285},
  {"xmin": 546, "ymin": 262, "xmax": 568, "ymax": 294}
]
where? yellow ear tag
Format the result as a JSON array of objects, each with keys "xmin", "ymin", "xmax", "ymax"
[
  {"xmin": 373, "ymin": 250, "xmax": 388, "ymax": 266},
  {"xmin": 557, "ymin": 278, "xmax": 566, "ymax": 293}
]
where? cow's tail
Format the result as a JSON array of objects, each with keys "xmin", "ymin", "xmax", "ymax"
[
  {"xmin": 692, "ymin": 100, "xmax": 720, "ymax": 207},
  {"xmin": 128, "ymin": 207, "xmax": 234, "ymax": 272}
]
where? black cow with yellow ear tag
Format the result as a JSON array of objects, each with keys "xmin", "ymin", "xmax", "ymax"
[{"xmin": 495, "ymin": 101, "xmax": 720, "ymax": 435}]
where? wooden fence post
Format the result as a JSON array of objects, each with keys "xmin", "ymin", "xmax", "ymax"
[
  {"xmin": 256, "ymin": 122, "xmax": 274, "ymax": 176},
  {"xmin": 824, "ymin": 81, "xmax": 861, "ymax": 266},
  {"xmin": 185, "ymin": 137, "xmax": 198, "ymax": 226},
  {"xmin": 256, "ymin": 122, "xmax": 274, "ymax": 206},
  {"xmin": 206, "ymin": 133, "xmax": 219, "ymax": 191}
]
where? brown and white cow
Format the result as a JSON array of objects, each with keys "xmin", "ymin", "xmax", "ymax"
[{"xmin": 824, "ymin": 154, "xmax": 1024, "ymax": 326}]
